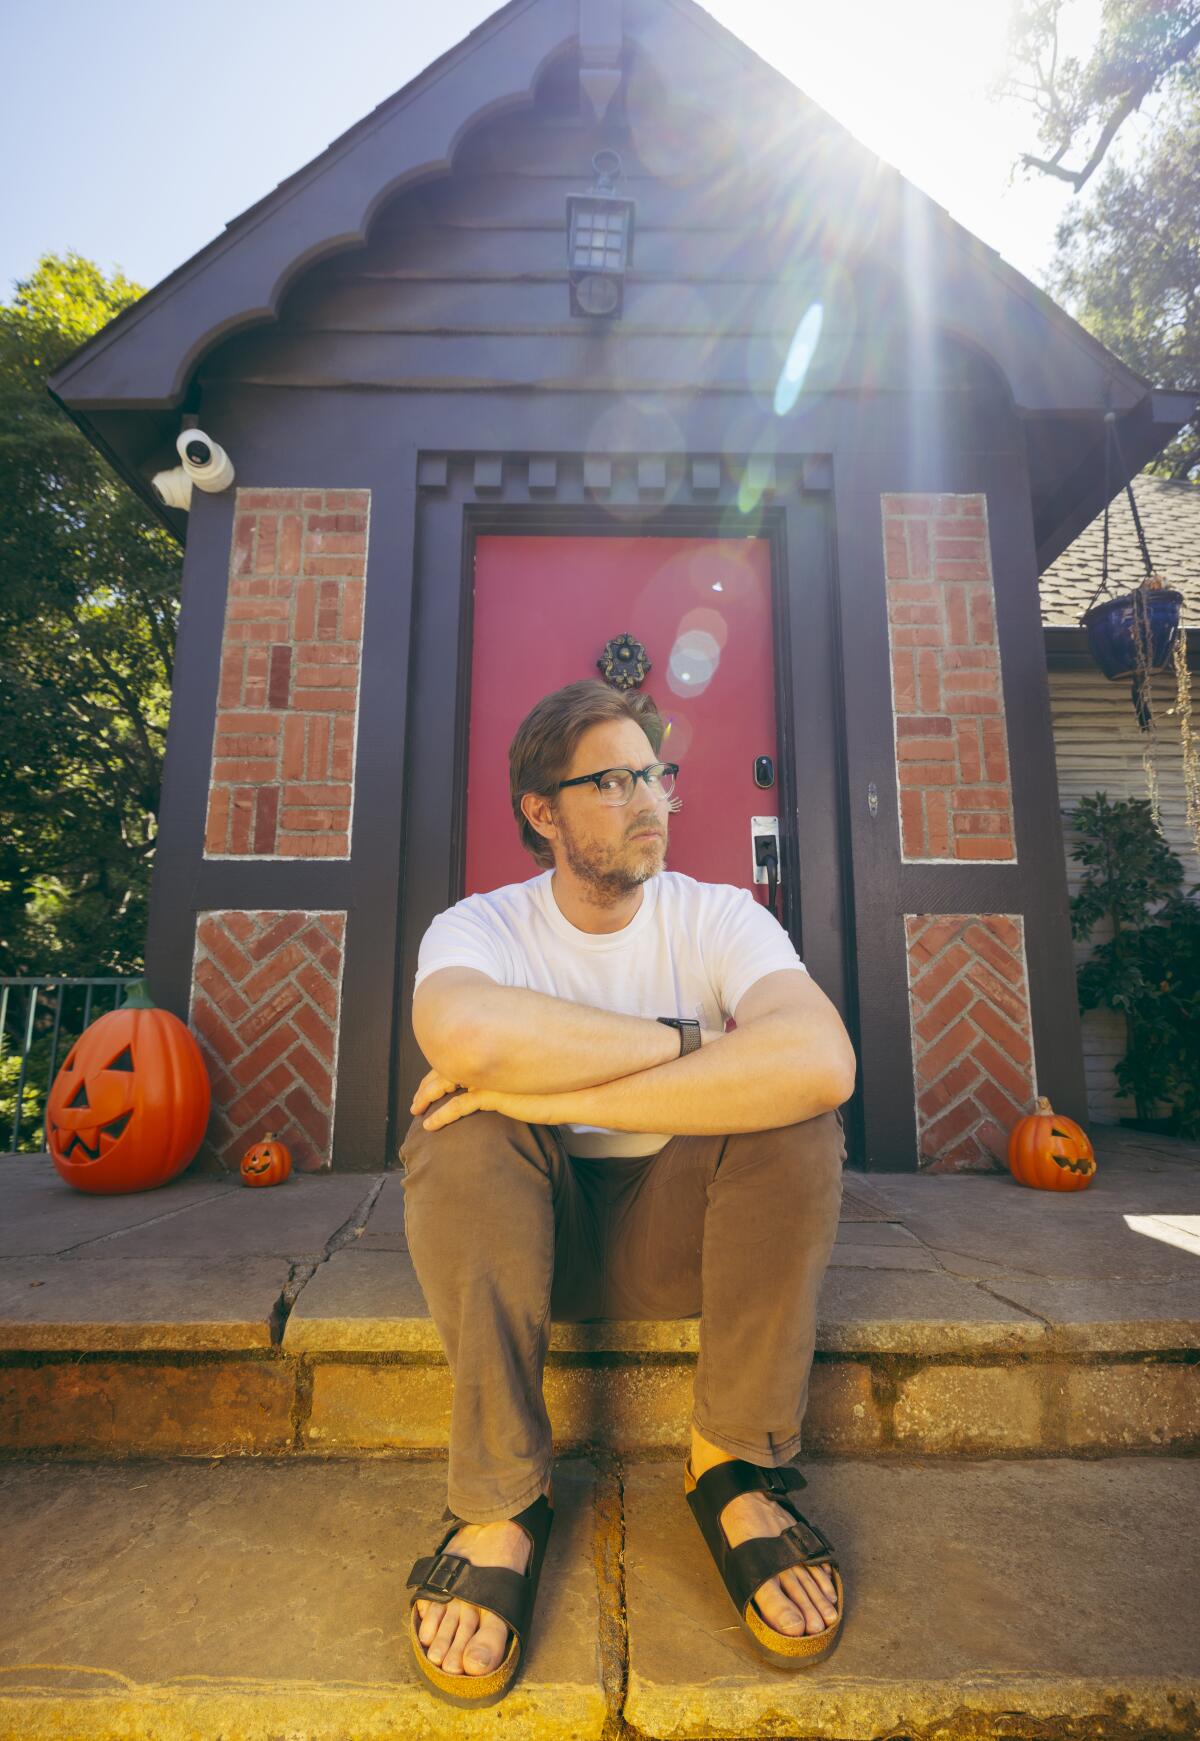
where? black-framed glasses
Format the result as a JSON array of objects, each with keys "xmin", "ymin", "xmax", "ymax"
[{"xmin": 552, "ymin": 762, "xmax": 679, "ymax": 808}]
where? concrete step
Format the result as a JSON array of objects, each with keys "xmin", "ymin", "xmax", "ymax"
[
  {"xmin": 1, "ymin": 1452, "xmax": 1196, "ymax": 1740},
  {"xmin": 2, "ymin": 1147, "xmax": 1198, "ymax": 1459}
]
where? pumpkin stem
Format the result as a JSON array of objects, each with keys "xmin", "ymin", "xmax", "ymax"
[
  {"xmin": 263, "ymin": 1131, "xmax": 277, "ymax": 1142},
  {"xmin": 1033, "ymin": 1095, "xmax": 1054, "ymax": 1113},
  {"xmin": 119, "ymin": 978, "xmax": 158, "ymax": 1010}
]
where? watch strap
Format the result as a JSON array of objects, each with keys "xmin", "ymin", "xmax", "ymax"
[{"xmin": 657, "ymin": 1016, "xmax": 702, "ymax": 1056}]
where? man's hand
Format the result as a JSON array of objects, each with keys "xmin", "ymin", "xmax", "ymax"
[
  {"xmin": 418, "ymin": 1085, "xmax": 563, "ymax": 1132},
  {"xmin": 409, "ymin": 1067, "xmax": 466, "ymax": 1117}
]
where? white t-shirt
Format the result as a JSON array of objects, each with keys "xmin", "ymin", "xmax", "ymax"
[{"xmin": 412, "ymin": 869, "xmax": 808, "ymax": 1157}]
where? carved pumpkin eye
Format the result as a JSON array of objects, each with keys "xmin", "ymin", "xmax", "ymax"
[{"xmin": 107, "ymin": 1046, "xmax": 135, "ymax": 1072}]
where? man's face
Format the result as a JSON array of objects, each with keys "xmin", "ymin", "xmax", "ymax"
[{"xmin": 545, "ymin": 718, "xmax": 669, "ymax": 899}]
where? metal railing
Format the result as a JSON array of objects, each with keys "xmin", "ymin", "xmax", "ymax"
[{"xmin": 0, "ymin": 978, "xmax": 139, "ymax": 1154}]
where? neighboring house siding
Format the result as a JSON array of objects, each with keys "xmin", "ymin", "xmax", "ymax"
[{"xmin": 1049, "ymin": 667, "xmax": 1200, "ymax": 1123}]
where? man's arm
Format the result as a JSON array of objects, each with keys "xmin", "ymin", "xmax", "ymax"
[
  {"xmin": 420, "ymin": 968, "xmax": 857, "ymax": 1135},
  {"xmin": 411, "ymin": 966, "xmax": 718, "ymax": 1095}
]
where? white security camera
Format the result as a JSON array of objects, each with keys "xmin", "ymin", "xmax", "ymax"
[
  {"xmin": 176, "ymin": 429, "xmax": 235, "ymax": 493},
  {"xmin": 151, "ymin": 427, "xmax": 235, "ymax": 511}
]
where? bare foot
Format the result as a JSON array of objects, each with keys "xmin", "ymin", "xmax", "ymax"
[
  {"xmin": 414, "ymin": 1518, "xmax": 532, "ymax": 1677},
  {"xmin": 688, "ymin": 1447, "xmax": 839, "ymax": 1637}
]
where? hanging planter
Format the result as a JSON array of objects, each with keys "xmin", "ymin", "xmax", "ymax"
[
  {"xmin": 1082, "ymin": 576, "xmax": 1182, "ymax": 682},
  {"xmin": 1079, "ymin": 412, "xmax": 1198, "ymax": 850}
]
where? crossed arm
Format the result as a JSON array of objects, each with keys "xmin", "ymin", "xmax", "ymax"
[{"xmin": 409, "ymin": 965, "xmax": 857, "ymax": 1137}]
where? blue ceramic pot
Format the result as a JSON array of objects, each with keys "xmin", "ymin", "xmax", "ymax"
[{"xmin": 1082, "ymin": 585, "xmax": 1182, "ymax": 680}]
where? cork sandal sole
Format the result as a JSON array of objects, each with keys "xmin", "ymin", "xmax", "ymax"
[{"xmin": 684, "ymin": 1457, "xmax": 844, "ymax": 1668}]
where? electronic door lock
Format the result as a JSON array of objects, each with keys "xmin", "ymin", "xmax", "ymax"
[{"xmin": 752, "ymin": 816, "xmax": 781, "ymax": 920}]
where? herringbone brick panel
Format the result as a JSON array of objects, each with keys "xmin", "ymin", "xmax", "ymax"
[
  {"xmin": 904, "ymin": 913, "xmax": 1036, "ymax": 1173},
  {"xmin": 188, "ymin": 910, "xmax": 346, "ymax": 1172}
]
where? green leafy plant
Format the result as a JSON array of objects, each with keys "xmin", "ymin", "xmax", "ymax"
[{"xmin": 1068, "ymin": 791, "xmax": 1200, "ymax": 1134}]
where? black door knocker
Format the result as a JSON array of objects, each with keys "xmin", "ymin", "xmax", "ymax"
[{"xmin": 598, "ymin": 633, "xmax": 651, "ymax": 691}]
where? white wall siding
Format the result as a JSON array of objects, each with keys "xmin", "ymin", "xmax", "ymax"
[{"xmin": 1049, "ymin": 668, "xmax": 1200, "ymax": 1124}]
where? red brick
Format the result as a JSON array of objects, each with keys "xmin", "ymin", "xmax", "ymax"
[
  {"xmin": 292, "ymin": 997, "xmax": 336, "ymax": 1062},
  {"xmin": 898, "ymin": 761, "xmax": 955, "ymax": 785},
  {"xmin": 240, "ymin": 492, "xmax": 303, "ymax": 511},
  {"xmin": 981, "ymin": 717, "xmax": 1009, "ymax": 782},
  {"xmin": 305, "ymin": 555, "xmax": 365, "ymax": 578},
  {"xmin": 300, "ymin": 689, "xmax": 356, "ymax": 712},
  {"xmin": 936, "ymin": 561, "xmax": 989, "ymax": 583},
  {"xmin": 982, "ymin": 915, "xmax": 1022, "ymax": 952},
  {"xmin": 226, "ymin": 599, "xmax": 290, "ymax": 623},
  {"xmin": 890, "ymin": 602, "xmax": 942, "ymax": 626},
  {"xmin": 296, "ymin": 924, "xmax": 342, "ymax": 979},
  {"xmin": 326, "ymin": 490, "xmax": 369, "ymax": 510},
  {"xmin": 232, "ymin": 515, "xmax": 255, "ymax": 575},
  {"xmin": 284, "ymin": 1081, "xmax": 330, "ymax": 1150},
  {"xmin": 236, "ymin": 982, "xmax": 303, "ymax": 1048},
  {"xmin": 294, "ymin": 580, "xmax": 317, "ymax": 641},
  {"xmin": 975, "ymin": 1075, "xmax": 1026, "ymax": 1131},
  {"xmin": 911, "ymin": 943, "xmax": 972, "ymax": 1008},
  {"xmin": 279, "ymin": 515, "xmax": 302, "ymax": 577},
  {"xmin": 289, "ymin": 1041, "xmax": 333, "ymax": 1108},
  {"xmin": 192, "ymin": 957, "xmax": 249, "ymax": 1027},
  {"xmin": 942, "ymin": 668, "xmax": 1001, "ymax": 696},
  {"xmin": 890, "ymin": 626, "xmax": 944, "ymax": 648},
  {"xmin": 972, "ymin": 998, "xmax": 1032, "ymax": 1065},
  {"xmin": 916, "ymin": 976, "xmax": 974, "ymax": 1044},
  {"xmin": 943, "ymin": 692, "xmax": 1001, "ymax": 715},
  {"xmin": 936, "ymin": 538, "xmax": 986, "ymax": 560},
  {"xmin": 303, "ymin": 494, "xmax": 323, "ymax": 509},
  {"xmin": 972, "ymin": 1033, "xmax": 1033, "ymax": 1104},
  {"xmin": 308, "ymin": 532, "xmax": 365, "ymax": 555},
  {"xmin": 246, "ymin": 913, "xmax": 308, "ymax": 962},
  {"xmin": 907, "ymin": 519, "xmax": 931, "ymax": 578},
  {"xmin": 330, "ymin": 717, "xmax": 355, "ymax": 780},
  {"xmin": 907, "ymin": 917, "xmax": 967, "ymax": 966},
  {"xmin": 319, "ymin": 913, "xmax": 346, "ymax": 943},
  {"xmin": 225, "ymin": 1062, "xmax": 294, "ymax": 1132},
  {"xmin": 223, "ymin": 913, "xmax": 258, "ymax": 944},
  {"xmin": 943, "ymin": 647, "xmax": 997, "ymax": 671},
  {"xmin": 970, "ymin": 590, "xmax": 996, "ymax": 644},
  {"xmin": 891, "ymin": 651, "xmax": 917, "ymax": 711},
  {"xmin": 229, "ymin": 790, "xmax": 255, "ymax": 856},
  {"xmin": 884, "ymin": 530, "xmax": 909, "ymax": 582},
  {"xmin": 883, "ymin": 494, "xmax": 936, "ymax": 515},
  {"xmin": 276, "ymin": 832, "xmax": 350, "ymax": 857},
  {"xmin": 295, "ymin": 642, "xmax": 359, "ymax": 667},
  {"xmin": 212, "ymin": 760, "xmax": 275, "ymax": 786},
  {"xmin": 944, "ymin": 585, "xmax": 970, "ymax": 645},
  {"xmin": 242, "ymin": 940, "xmax": 311, "ymax": 1007},
  {"xmin": 296, "ymin": 961, "xmax": 339, "ymax": 1020},
  {"xmin": 917, "ymin": 651, "xmax": 941, "ymax": 711},
  {"xmin": 281, "ymin": 781, "xmax": 351, "ymax": 807},
  {"xmin": 280, "ymin": 807, "xmax": 348, "ymax": 832},
  {"xmin": 887, "ymin": 583, "xmax": 940, "ymax": 605},
  {"xmin": 900, "ymin": 789, "xmax": 925, "ymax": 856},
  {"xmin": 294, "ymin": 665, "xmax": 357, "ymax": 690},
  {"xmin": 955, "ymin": 812, "xmax": 1011, "ymax": 835},
  {"xmin": 897, "ymin": 715, "xmax": 952, "ymax": 737},
  {"xmin": 267, "ymin": 644, "xmax": 292, "ymax": 710},
  {"xmin": 282, "ymin": 715, "xmax": 307, "ymax": 780},
  {"xmin": 917, "ymin": 1053, "xmax": 979, "ymax": 1119},
  {"xmin": 964, "ymin": 957, "xmax": 1028, "ymax": 1026},
  {"xmin": 898, "ymin": 737, "xmax": 955, "ymax": 762},
  {"xmin": 923, "ymin": 1095, "xmax": 981, "ymax": 1151},
  {"xmin": 956, "ymin": 837, "xmax": 1015, "ymax": 859},
  {"xmin": 216, "ymin": 711, "xmax": 281, "ymax": 735},
  {"xmin": 244, "ymin": 621, "xmax": 291, "ymax": 645},
  {"xmin": 307, "ymin": 715, "xmax": 332, "ymax": 778},
  {"xmin": 231, "ymin": 1021, "xmax": 299, "ymax": 1089},
  {"xmin": 205, "ymin": 788, "xmax": 230, "ymax": 854},
  {"xmin": 196, "ymin": 918, "xmax": 252, "ymax": 984},
  {"xmin": 190, "ymin": 993, "xmax": 242, "ymax": 1068},
  {"xmin": 954, "ymin": 786, "xmax": 1011, "ymax": 809},
  {"xmin": 925, "ymin": 787, "xmax": 950, "ymax": 856},
  {"xmin": 954, "ymin": 719, "xmax": 983, "ymax": 783}
]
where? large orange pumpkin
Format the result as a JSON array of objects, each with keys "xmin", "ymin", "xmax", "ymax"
[
  {"xmin": 45, "ymin": 979, "xmax": 210, "ymax": 1195},
  {"xmin": 1007, "ymin": 1095, "xmax": 1097, "ymax": 1191},
  {"xmin": 240, "ymin": 1131, "xmax": 293, "ymax": 1188}
]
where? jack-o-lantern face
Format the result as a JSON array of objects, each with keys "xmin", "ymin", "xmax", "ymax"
[
  {"xmin": 240, "ymin": 1132, "xmax": 293, "ymax": 1187},
  {"xmin": 44, "ymin": 986, "xmax": 211, "ymax": 1195},
  {"xmin": 48, "ymin": 1040, "xmax": 137, "ymax": 1165}
]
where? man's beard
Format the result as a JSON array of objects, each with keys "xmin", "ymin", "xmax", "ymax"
[{"xmin": 553, "ymin": 805, "xmax": 665, "ymax": 904}]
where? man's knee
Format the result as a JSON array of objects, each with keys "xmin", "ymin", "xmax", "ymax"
[
  {"xmin": 398, "ymin": 1097, "xmax": 546, "ymax": 1183},
  {"xmin": 725, "ymin": 1106, "xmax": 846, "ymax": 1188}
]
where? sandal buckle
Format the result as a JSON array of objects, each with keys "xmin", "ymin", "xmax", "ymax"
[
  {"xmin": 761, "ymin": 1466, "xmax": 788, "ymax": 1494},
  {"xmin": 424, "ymin": 1552, "xmax": 466, "ymax": 1594}
]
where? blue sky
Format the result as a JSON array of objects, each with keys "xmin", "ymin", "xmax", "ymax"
[{"xmin": 2, "ymin": 0, "xmax": 1120, "ymax": 303}]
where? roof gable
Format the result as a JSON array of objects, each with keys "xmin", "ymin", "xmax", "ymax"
[{"xmin": 48, "ymin": 0, "xmax": 1164, "ymax": 420}]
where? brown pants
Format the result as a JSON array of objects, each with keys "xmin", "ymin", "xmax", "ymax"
[{"xmin": 398, "ymin": 1098, "xmax": 846, "ymax": 1522}]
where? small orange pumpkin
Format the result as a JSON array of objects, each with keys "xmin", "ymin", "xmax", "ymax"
[
  {"xmin": 1007, "ymin": 1096, "xmax": 1096, "ymax": 1191},
  {"xmin": 45, "ymin": 979, "xmax": 210, "ymax": 1195},
  {"xmin": 240, "ymin": 1131, "xmax": 293, "ymax": 1187}
]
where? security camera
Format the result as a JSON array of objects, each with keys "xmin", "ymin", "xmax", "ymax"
[{"xmin": 176, "ymin": 428, "xmax": 235, "ymax": 493}]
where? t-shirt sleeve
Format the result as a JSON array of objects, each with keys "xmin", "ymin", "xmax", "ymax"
[
  {"xmin": 412, "ymin": 901, "xmax": 510, "ymax": 995},
  {"xmin": 709, "ymin": 885, "xmax": 808, "ymax": 1021}
]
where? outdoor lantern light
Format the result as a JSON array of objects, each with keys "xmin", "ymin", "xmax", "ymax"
[{"xmin": 567, "ymin": 149, "xmax": 635, "ymax": 319}]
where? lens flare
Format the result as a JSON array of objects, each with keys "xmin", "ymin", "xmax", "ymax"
[
  {"xmin": 773, "ymin": 302, "xmax": 824, "ymax": 417},
  {"xmin": 668, "ymin": 628, "xmax": 721, "ymax": 698}
]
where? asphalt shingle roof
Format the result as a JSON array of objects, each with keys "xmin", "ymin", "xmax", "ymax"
[{"xmin": 1040, "ymin": 475, "xmax": 1200, "ymax": 627}]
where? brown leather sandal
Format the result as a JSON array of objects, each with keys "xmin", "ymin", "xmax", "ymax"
[
  {"xmin": 405, "ymin": 1490, "xmax": 554, "ymax": 1708},
  {"xmin": 684, "ymin": 1457, "xmax": 843, "ymax": 1667}
]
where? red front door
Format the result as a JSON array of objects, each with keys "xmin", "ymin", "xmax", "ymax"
[{"xmin": 465, "ymin": 535, "xmax": 780, "ymax": 899}]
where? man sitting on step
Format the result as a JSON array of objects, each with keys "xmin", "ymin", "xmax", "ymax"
[{"xmin": 400, "ymin": 677, "xmax": 856, "ymax": 1700}]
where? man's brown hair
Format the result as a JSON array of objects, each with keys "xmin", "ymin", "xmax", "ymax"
[{"xmin": 509, "ymin": 679, "xmax": 665, "ymax": 868}]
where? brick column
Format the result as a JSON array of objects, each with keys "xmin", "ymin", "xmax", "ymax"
[
  {"xmin": 205, "ymin": 489, "xmax": 369, "ymax": 859},
  {"xmin": 882, "ymin": 494, "xmax": 1015, "ymax": 862}
]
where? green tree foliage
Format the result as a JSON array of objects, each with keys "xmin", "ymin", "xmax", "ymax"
[
  {"xmin": 0, "ymin": 252, "xmax": 182, "ymax": 976},
  {"xmin": 1002, "ymin": 2, "xmax": 1200, "ymax": 477},
  {"xmin": 1069, "ymin": 791, "xmax": 1200, "ymax": 1132}
]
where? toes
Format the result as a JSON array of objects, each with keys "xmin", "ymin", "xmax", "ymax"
[
  {"xmin": 463, "ymin": 1616, "xmax": 508, "ymax": 1675},
  {"xmin": 781, "ymin": 1566, "xmax": 838, "ymax": 1631}
]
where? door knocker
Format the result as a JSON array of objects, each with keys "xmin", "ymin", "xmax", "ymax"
[{"xmin": 598, "ymin": 633, "xmax": 651, "ymax": 691}]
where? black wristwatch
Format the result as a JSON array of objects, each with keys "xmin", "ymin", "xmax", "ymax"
[{"xmin": 657, "ymin": 1016, "xmax": 702, "ymax": 1057}]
